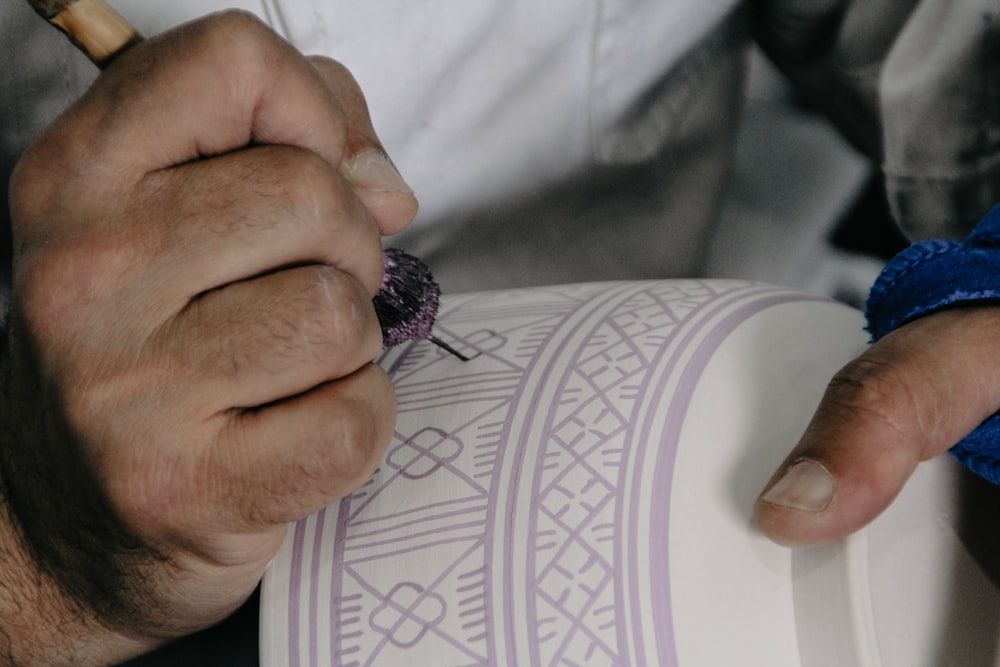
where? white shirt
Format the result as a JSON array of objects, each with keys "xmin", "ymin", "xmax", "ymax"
[
  {"xmin": 4, "ymin": 1, "xmax": 999, "ymax": 291},
  {"xmin": 1, "ymin": 0, "xmax": 746, "ymax": 290}
]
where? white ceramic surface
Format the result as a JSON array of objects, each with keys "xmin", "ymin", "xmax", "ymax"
[{"xmin": 259, "ymin": 280, "xmax": 1000, "ymax": 666}]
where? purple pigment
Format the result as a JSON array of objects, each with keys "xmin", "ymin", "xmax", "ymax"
[{"xmin": 374, "ymin": 248, "xmax": 442, "ymax": 348}]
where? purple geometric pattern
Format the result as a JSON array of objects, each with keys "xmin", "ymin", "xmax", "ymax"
[{"xmin": 262, "ymin": 280, "xmax": 822, "ymax": 666}]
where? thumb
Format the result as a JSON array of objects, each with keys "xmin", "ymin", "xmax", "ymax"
[
  {"xmin": 308, "ymin": 55, "xmax": 419, "ymax": 236},
  {"xmin": 754, "ymin": 306, "xmax": 1000, "ymax": 547}
]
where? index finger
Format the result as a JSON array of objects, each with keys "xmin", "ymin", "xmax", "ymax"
[{"xmin": 39, "ymin": 10, "xmax": 350, "ymax": 176}]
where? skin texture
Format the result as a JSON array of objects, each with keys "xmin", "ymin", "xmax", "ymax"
[
  {"xmin": 750, "ymin": 0, "xmax": 1000, "ymax": 546},
  {"xmin": 0, "ymin": 11, "xmax": 416, "ymax": 664},
  {"xmin": 755, "ymin": 306, "xmax": 1000, "ymax": 546},
  {"xmin": 1, "ymin": 4, "xmax": 999, "ymax": 665}
]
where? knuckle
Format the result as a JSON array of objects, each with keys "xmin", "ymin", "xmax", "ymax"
[
  {"xmin": 309, "ymin": 55, "xmax": 353, "ymax": 81},
  {"xmin": 199, "ymin": 10, "xmax": 292, "ymax": 85},
  {"xmin": 317, "ymin": 415, "xmax": 382, "ymax": 485},
  {"xmin": 257, "ymin": 148, "xmax": 374, "ymax": 252},
  {"xmin": 9, "ymin": 148, "xmax": 51, "ymax": 220},
  {"xmin": 253, "ymin": 266, "xmax": 378, "ymax": 372},
  {"xmin": 822, "ymin": 355, "xmax": 922, "ymax": 441},
  {"xmin": 9, "ymin": 141, "xmax": 88, "ymax": 231},
  {"xmin": 309, "ymin": 55, "xmax": 366, "ymax": 107},
  {"xmin": 209, "ymin": 267, "xmax": 378, "ymax": 381},
  {"xmin": 9, "ymin": 192, "xmax": 95, "ymax": 329},
  {"xmin": 15, "ymin": 244, "xmax": 105, "ymax": 331},
  {"xmin": 294, "ymin": 266, "xmax": 378, "ymax": 352},
  {"xmin": 272, "ymin": 149, "xmax": 349, "ymax": 223},
  {"xmin": 202, "ymin": 9, "xmax": 272, "ymax": 52},
  {"xmin": 249, "ymin": 414, "xmax": 382, "ymax": 526},
  {"xmin": 311, "ymin": 377, "xmax": 395, "ymax": 487},
  {"xmin": 235, "ymin": 368, "xmax": 395, "ymax": 526},
  {"xmin": 212, "ymin": 7, "xmax": 267, "ymax": 30}
]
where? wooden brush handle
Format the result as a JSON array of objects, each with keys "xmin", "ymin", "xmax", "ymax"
[{"xmin": 27, "ymin": 0, "xmax": 142, "ymax": 68}]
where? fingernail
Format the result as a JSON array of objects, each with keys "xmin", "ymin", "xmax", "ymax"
[
  {"xmin": 761, "ymin": 458, "xmax": 834, "ymax": 512},
  {"xmin": 343, "ymin": 149, "xmax": 413, "ymax": 194}
]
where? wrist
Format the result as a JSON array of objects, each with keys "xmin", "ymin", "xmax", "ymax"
[
  {"xmin": 0, "ymin": 313, "xmax": 157, "ymax": 665},
  {"xmin": 0, "ymin": 494, "xmax": 153, "ymax": 665}
]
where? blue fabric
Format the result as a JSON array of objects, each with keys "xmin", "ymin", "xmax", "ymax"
[{"xmin": 866, "ymin": 203, "xmax": 1000, "ymax": 484}]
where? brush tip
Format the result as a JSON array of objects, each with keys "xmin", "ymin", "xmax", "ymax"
[{"xmin": 373, "ymin": 248, "xmax": 442, "ymax": 348}]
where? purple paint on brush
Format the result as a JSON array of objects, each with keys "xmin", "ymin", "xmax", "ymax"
[{"xmin": 373, "ymin": 248, "xmax": 442, "ymax": 348}]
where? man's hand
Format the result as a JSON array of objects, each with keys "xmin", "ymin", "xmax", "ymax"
[
  {"xmin": 755, "ymin": 306, "xmax": 1000, "ymax": 546},
  {"xmin": 0, "ymin": 11, "xmax": 416, "ymax": 664}
]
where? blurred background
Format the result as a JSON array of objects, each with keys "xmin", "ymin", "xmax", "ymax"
[{"xmin": 706, "ymin": 47, "xmax": 908, "ymax": 311}]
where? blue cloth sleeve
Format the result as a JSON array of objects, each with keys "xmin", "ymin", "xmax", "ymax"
[{"xmin": 865, "ymin": 203, "xmax": 1000, "ymax": 484}]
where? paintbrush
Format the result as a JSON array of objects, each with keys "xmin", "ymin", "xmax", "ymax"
[
  {"xmin": 24, "ymin": 0, "xmax": 465, "ymax": 359},
  {"xmin": 27, "ymin": 0, "xmax": 142, "ymax": 67}
]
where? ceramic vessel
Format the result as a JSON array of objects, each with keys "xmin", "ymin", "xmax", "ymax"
[{"xmin": 261, "ymin": 280, "xmax": 1000, "ymax": 666}]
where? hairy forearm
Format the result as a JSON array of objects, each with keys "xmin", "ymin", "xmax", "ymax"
[
  {"xmin": 0, "ymin": 12, "xmax": 408, "ymax": 663},
  {"xmin": 0, "ymin": 501, "xmax": 151, "ymax": 666},
  {"xmin": 0, "ymin": 317, "xmax": 156, "ymax": 665}
]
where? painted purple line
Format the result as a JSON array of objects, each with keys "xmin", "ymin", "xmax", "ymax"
[
  {"xmin": 348, "ymin": 446, "xmax": 485, "ymax": 522},
  {"xmin": 328, "ymin": 498, "xmax": 352, "ymax": 666},
  {"xmin": 282, "ymin": 281, "xmax": 831, "ymax": 666},
  {"xmin": 343, "ymin": 519, "xmax": 486, "ymax": 553},
  {"xmin": 340, "ymin": 541, "xmax": 490, "ymax": 664},
  {"xmin": 521, "ymin": 281, "xmax": 722, "ymax": 666},
  {"xmin": 287, "ymin": 518, "xmax": 308, "ymax": 667},
  {"xmin": 612, "ymin": 282, "xmax": 782, "ymax": 665},
  {"xmin": 512, "ymin": 283, "xmax": 638, "ymax": 666},
  {"xmin": 394, "ymin": 372, "xmax": 523, "ymax": 395},
  {"xmin": 308, "ymin": 508, "xmax": 327, "ymax": 667},
  {"xmin": 349, "ymin": 390, "xmax": 514, "ymax": 522},
  {"xmin": 345, "ymin": 502, "xmax": 488, "ymax": 538},
  {"xmin": 535, "ymin": 489, "xmax": 616, "ymax": 585},
  {"xmin": 644, "ymin": 287, "xmax": 829, "ymax": 664}
]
